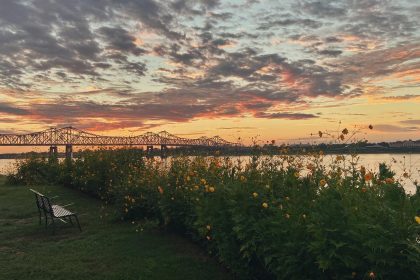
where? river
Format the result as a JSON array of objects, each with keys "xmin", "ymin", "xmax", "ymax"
[{"xmin": 1, "ymin": 154, "xmax": 418, "ymax": 194}]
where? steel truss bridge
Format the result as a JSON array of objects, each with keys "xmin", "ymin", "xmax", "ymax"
[{"xmin": 0, "ymin": 127, "xmax": 238, "ymax": 157}]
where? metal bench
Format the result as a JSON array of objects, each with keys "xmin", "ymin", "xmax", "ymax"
[{"xmin": 30, "ymin": 189, "xmax": 82, "ymax": 233}]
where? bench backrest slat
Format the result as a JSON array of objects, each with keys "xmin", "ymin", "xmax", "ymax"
[{"xmin": 30, "ymin": 189, "xmax": 53, "ymax": 214}]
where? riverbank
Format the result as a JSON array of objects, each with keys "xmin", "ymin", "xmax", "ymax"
[{"xmin": 0, "ymin": 175, "xmax": 232, "ymax": 280}]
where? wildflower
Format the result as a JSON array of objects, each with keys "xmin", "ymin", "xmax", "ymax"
[
  {"xmin": 279, "ymin": 204, "xmax": 283, "ymax": 210},
  {"xmin": 208, "ymin": 186, "xmax": 215, "ymax": 193},
  {"xmin": 302, "ymin": 214, "xmax": 306, "ymax": 219},
  {"xmin": 342, "ymin": 128, "xmax": 349, "ymax": 135},
  {"xmin": 385, "ymin": 177, "xmax": 394, "ymax": 184},
  {"xmin": 206, "ymin": 235, "xmax": 211, "ymax": 241},
  {"xmin": 240, "ymin": 175, "xmax": 246, "ymax": 182},
  {"xmin": 262, "ymin": 202, "xmax": 268, "ymax": 208},
  {"xmin": 364, "ymin": 172, "xmax": 373, "ymax": 181},
  {"xmin": 336, "ymin": 155, "xmax": 344, "ymax": 161},
  {"xmin": 206, "ymin": 225, "xmax": 211, "ymax": 230},
  {"xmin": 194, "ymin": 185, "xmax": 199, "ymax": 190},
  {"xmin": 294, "ymin": 172, "xmax": 299, "ymax": 178},
  {"xmin": 285, "ymin": 213, "xmax": 290, "ymax": 219},
  {"xmin": 368, "ymin": 271, "xmax": 375, "ymax": 279},
  {"xmin": 186, "ymin": 176, "xmax": 191, "ymax": 181},
  {"xmin": 285, "ymin": 196, "xmax": 290, "ymax": 201},
  {"xmin": 265, "ymin": 184, "xmax": 270, "ymax": 189},
  {"xmin": 201, "ymin": 178, "xmax": 207, "ymax": 184},
  {"xmin": 252, "ymin": 192, "xmax": 258, "ymax": 198},
  {"xmin": 319, "ymin": 179, "xmax": 327, "ymax": 186},
  {"xmin": 415, "ymin": 216, "xmax": 420, "ymax": 224},
  {"xmin": 158, "ymin": 186, "xmax": 164, "ymax": 194}
]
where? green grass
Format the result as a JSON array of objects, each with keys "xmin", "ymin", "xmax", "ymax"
[{"xmin": 0, "ymin": 176, "xmax": 232, "ymax": 280}]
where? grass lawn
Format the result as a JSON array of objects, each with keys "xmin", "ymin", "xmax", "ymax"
[{"xmin": 0, "ymin": 176, "xmax": 232, "ymax": 280}]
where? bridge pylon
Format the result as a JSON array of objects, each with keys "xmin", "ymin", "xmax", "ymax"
[
  {"xmin": 65, "ymin": 144, "xmax": 73, "ymax": 159},
  {"xmin": 146, "ymin": 145, "xmax": 154, "ymax": 157},
  {"xmin": 161, "ymin": 145, "xmax": 168, "ymax": 158},
  {"xmin": 49, "ymin": 146, "xmax": 58, "ymax": 158}
]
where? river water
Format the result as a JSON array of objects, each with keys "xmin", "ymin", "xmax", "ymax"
[{"xmin": 1, "ymin": 154, "xmax": 419, "ymax": 194}]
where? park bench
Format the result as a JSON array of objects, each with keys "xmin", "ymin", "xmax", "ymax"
[{"xmin": 29, "ymin": 189, "xmax": 82, "ymax": 233}]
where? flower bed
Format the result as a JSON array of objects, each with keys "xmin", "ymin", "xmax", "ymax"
[{"xmin": 9, "ymin": 149, "xmax": 420, "ymax": 279}]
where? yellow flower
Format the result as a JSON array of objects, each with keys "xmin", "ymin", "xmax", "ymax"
[
  {"xmin": 208, "ymin": 186, "xmax": 215, "ymax": 193},
  {"xmin": 336, "ymin": 155, "xmax": 344, "ymax": 161},
  {"xmin": 186, "ymin": 176, "xmax": 191, "ymax": 181},
  {"xmin": 415, "ymin": 216, "xmax": 420, "ymax": 224},
  {"xmin": 294, "ymin": 172, "xmax": 299, "ymax": 178},
  {"xmin": 306, "ymin": 163, "xmax": 315, "ymax": 170},
  {"xmin": 194, "ymin": 185, "xmax": 199, "ymax": 190},
  {"xmin": 206, "ymin": 225, "xmax": 211, "ymax": 230},
  {"xmin": 201, "ymin": 178, "xmax": 207, "ymax": 184},
  {"xmin": 240, "ymin": 175, "xmax": 246, "ymax": 182},
  {"xmin": 262, "ymin": 202, "xmax": 268, "ymax": 208},
  {"xmin": 252, "ymin": 192, "xmax": 258, "ymax": 198},
  {"xmin": 319, "ymin": 179, "xmax": 327, "ymax": 186}
]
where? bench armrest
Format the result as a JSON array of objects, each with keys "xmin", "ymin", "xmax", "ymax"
[{"xmin": 62, "ymin": 203, "xmax": 74, "ymax": 208}]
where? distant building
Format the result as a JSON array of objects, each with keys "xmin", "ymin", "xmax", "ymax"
[{"xmin": 389, "ymin": 140, "xmax": 420, "ymax": 148}]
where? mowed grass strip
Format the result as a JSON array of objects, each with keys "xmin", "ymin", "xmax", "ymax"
[{"xmin": 0, "ymin": 176, "xmax": 232, "ymax": 280}]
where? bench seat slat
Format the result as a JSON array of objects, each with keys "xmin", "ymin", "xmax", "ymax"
[{"xmin": 52, "ymin": 205, "xmax": 74, "ymax": 217}]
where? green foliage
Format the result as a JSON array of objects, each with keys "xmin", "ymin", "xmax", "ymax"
[
  {"xmin": 10, "ymin": 151, "xmax": 420, "ymax": 279},
  {"xmin": 7, "ymin": 155, "xmax": 60, "ymax": 186}
]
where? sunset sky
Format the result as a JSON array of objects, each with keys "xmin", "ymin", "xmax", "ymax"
[{"xmin": 0, "ymin": 0, "xmax": 419, "ymax": 148}]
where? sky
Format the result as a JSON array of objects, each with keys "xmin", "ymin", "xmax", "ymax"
[{"xmin": 0, "ymin": 0, "xmax": 419, "ymax": 149}]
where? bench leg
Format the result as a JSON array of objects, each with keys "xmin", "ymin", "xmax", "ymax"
[
  {"xmin": 74, "ymin": 215, "xmax": 82, "ymax": 232},
  {"xmin": 51, "ymin": 217, "xmax": 56, "ymax": 235},
  {"xmin": 44, "ymin": 212, "xmax": 48, "ymax": 229},
  {"xmin": 37, "ymin": 209, "xmax": 42, "ymax": 225}
]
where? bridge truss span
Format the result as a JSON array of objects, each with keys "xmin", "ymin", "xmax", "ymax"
[{"xmin": 0, "ymin": 127, "xmax": 239, "ymax": 148}]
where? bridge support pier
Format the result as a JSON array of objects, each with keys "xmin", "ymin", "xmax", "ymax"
[
  {"xmin": 49, "ymin": 146, "xmax": 58, "ymax": 158},
  {"xmin": 146, "ymin": 145, "xmax": 154, "ymax": 157},
  {"xmin": 65, "ymin": 144, "xmax": 73, "ymax": 160},
  {"xmin": 160, "ymin": 145, "xmax": 168, "ymax": 158}
]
